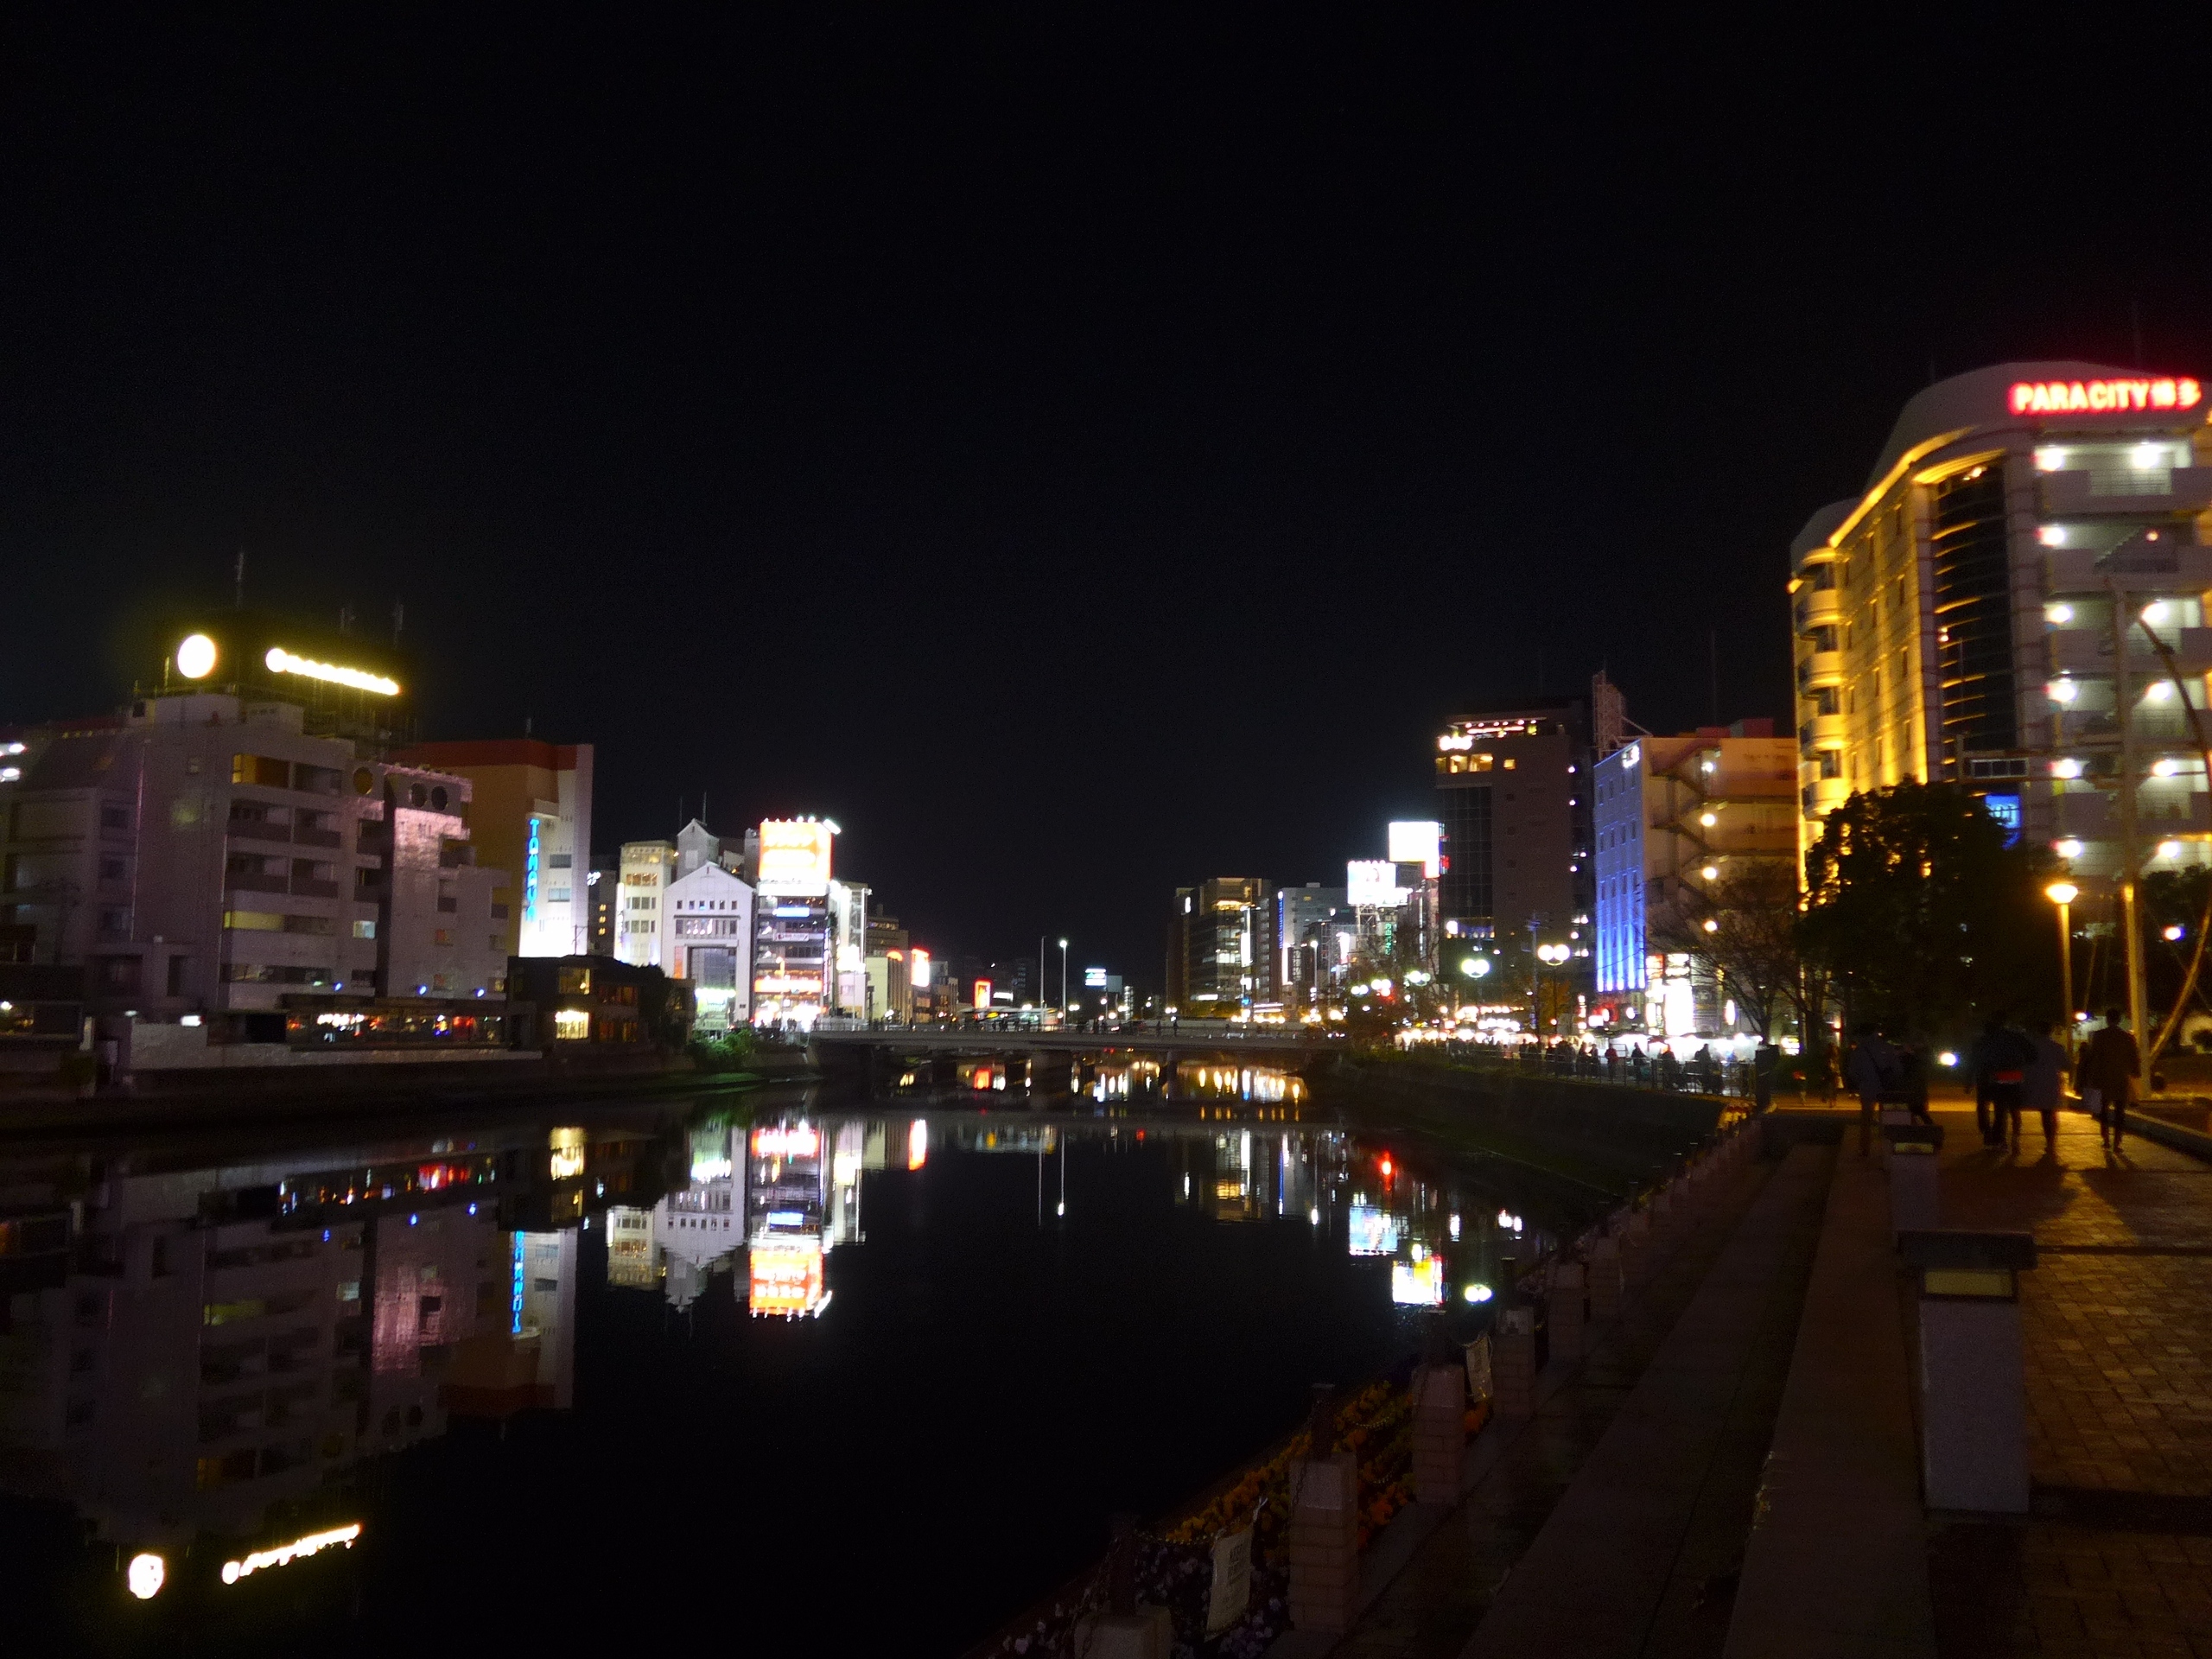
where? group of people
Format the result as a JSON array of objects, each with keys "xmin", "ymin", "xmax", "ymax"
[{"xmin": 1844, "ymin": 1007, "xmax": 2142, "ymax": 1152}]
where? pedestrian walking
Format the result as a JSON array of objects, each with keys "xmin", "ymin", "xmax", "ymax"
[
  {"xmin": 2022, "ymin": 1016, "xmax": 2065, "ymax": 1148},
  {"xmin": 2075, "ymin": 1007, "xmax": 2141, "ymax": 1150},
  {"xmin": 1967, "ymin": 1014, "xmax": 2034, "ymax": 1147},
  {"xmin": 1843, "ymin": 1022, "xmax": 1900, "ymax": 1155}
]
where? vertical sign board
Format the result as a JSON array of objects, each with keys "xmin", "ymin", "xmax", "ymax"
[{"xmin": 1205, "ymin": 1525, "xmax": 1254, "ymax": 1637}]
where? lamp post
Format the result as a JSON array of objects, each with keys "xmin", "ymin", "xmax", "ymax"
[
  {"xmin": 1058, "ymin": 938, "xmax": 1069, "ymax": 1016},
  {"xmin": 2045, "ymin": 881, "xmax": 2079, "ymax": 1060}
]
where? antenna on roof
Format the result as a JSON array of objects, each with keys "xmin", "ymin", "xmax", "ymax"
[
  {"xmin": 339, "ymin": 602, "xmax": 354, "ymax": 635},
  {"xmin": 700, "ymin": 791, "xmax": 708, "ymax": 830},
  {"xmin": 2132, "ymin": 296, "xmax": 2144, "ymax": 368},
  {"xmin": 391, "ymin": 601, "xmax": 405, "ymax": 645},
  {"xmin": 524, "ymin": 715, "xmax": 532, "ymax": 738},
  {"xmin": 233, "ymin": 550, "xmax": 245, "ymax": 610}
]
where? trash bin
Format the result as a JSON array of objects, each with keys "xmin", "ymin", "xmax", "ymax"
[{"xmin": 1897, "ymin": 1229, "xmax": 2038, "ymax": 1513}]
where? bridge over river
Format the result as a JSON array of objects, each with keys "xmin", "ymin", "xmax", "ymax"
[{"xmin": 806, "ymin": 1023, "xmax": 1338, "ymax": 1090}]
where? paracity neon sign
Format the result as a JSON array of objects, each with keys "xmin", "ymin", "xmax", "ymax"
[{"xmin": 2009, "ymin": 377, "xmax": 2202, "ymax": 416}]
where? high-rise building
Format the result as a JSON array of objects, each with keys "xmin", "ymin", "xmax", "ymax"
[
  {"xmin": 1166, "ymin": 877, "xmax": 1274, "ymax": 1017},
  {"xmin": 1433, "ymin": 698, "xmax": 1592, "ymax": 965},
  {"xmin": 749, "ymin": 818, "xmax": 851, "ymax": 1028},
  {"xmin": 1790, "ymin": 362, "xmax": 2212, "ymax": 883},
  {"xmin": 1592, "ymin": 721, "xmax": 1797, "ymax": 1034},
  {"xmin": 392, "ymin": 740, "xmax": 594, "ymax": 960},
  {"xmin": 1277, "ymin": 883, "xmax": 1349, "ymax": 1009}
]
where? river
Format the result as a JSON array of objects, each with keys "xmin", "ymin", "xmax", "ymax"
[{"xmin": 0, "ymin": 1066, "xmax": 1595, "ymax": 1652}]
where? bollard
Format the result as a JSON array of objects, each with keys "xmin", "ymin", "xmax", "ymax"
[
  {"xmin": 1547, "ymin": 1261, "xmax": 1587, "ymax": 1363},
  {"xmin": 1587, "ymin": 1234, "xmax": 1623, "ymax": 1320},
  {"xmin": 1897, "ymin": 1230, "xmax": 2038, "ymax": 1513},
  {"xmin": 1410, "ymin": 1358, "xmax": 1467, "ymax": 1503},
  {"xmin": 1492, "ymin": 1305, "xmax": 1538, "ymax": 1418},
  {"xmin": 1884, "ymin": 1123, "xmax": 1942, "ymax": 1239},
  {"xmin": 1077, "ymin": 1514, "xmax": 1175, "ymax": 1658},
  {"xmin": 1287, "ymin": 1390, "xmax": 1361, "ymax": 1633}
]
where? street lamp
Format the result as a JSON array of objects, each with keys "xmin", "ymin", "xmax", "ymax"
[
  {"xmin": 1058, "ymin": 938, "xmax": 1068, "ymax": 1013},
  {"xmin": 2045, "ymin": 881, "xmax": 2079, "ymax": 1058}
]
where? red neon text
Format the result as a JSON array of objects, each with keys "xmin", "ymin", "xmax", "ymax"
[{"xmin": 2009, "ymin": 378, "xmax": 2202, "ymax": 416}]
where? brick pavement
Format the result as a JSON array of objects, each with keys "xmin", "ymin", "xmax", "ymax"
[{"xmin": 1923, "ymin": 1106, "xmax": 2212, "ymax": 1656}]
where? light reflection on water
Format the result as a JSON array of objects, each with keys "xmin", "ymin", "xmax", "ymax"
[{"xmin": 0, "ymin": 1082, "xmax": 1566, "ymax": 1647}]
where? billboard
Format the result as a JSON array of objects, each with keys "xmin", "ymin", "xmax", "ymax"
[
  {"xmin": 757, "ymin": 818, "xmax": 836, "ymax": 895},
  {"xmin": 1346, "ymin": 860, "xmax": 1404, "ymax": 908},
  {"xmin": 1347, "ymin": 1204, "xmax": 1402, "ymax": 1256},
  {"xmin": 1390, "ymin": 1257, "xmax": 1445, "ymax": 1306},
  {"xmin": 910, "ymin": 947, "xmax": 932, "ymax": 988},
  {"xmin": 1387, "ymin": 820, "xmax": 1443, "ymax": 879},
  {"xmin": 1084, "ymin": 967, "xmax": 1109, "ymax": 988},
  {"xmin": 973, "ymin": 977, "xmax": 993, "ymax": 1011}
]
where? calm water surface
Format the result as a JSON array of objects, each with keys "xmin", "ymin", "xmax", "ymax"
[{"xmin": 0, "ymin": 1071, "xmax": 1586, "ymax": 1653}]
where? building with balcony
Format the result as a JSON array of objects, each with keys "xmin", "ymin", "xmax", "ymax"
[
  {"xmin": 0, "ymin": 690, "xmax": 508, "ymax": 1038},
  {"xmin": 1592, "ymin": 721, "xmax": 1798, "ymax": 1033},
  {"xmin": 394, "ymin": 740, "xmax": 594, "ymax": 961},
  {"xmin": 1789, "ymin": 362, "xmax": 2212, "ymax": 883}
]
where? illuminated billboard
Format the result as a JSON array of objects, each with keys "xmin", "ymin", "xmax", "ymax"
[
  {"xmin": 911, "ymin": 947, "xmax": 932, "ymax": 988},
  {"xmin": 974, "ymin": 976, "xmax": 993, "ymax": 1011},
  {"xmin": 1390, "ymin": 1257, "xmax": 1445, "ymax": 1306},
  {"xmin": 1084, "ymin": 967, "xmax": 1108, "ymax": 988},
  {"xmin": 752, "ymin": 1124, "xmax": 821, "ymax": 1160},
  {"xmin": 748, "ymin": 1241, "xmax": 826, "ymax": 1318},
  {"xmin": 1347, "ymin": 1204, "xmax": 1402, "ymax": 1256},
  {"xmin": 2008, "ymin": 376, "xmax": 2201, "ymax": 416},
  {"xmin": 1388, "ymin": 821, "xmax": 1443, "ymax": 879},
  {"xmin": 757, "ymin": 818, "xmax": 836, "ymax": 896},
  {"xmin": 1346, "ymin": 861, "xmax": 1404, "ymax": 908}
]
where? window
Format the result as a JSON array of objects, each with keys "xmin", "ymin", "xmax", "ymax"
[
  {"xmin": 223, "ymin": 911, "xmax": 285, "ymax": 931},
  {"xmin": 434, "ymin": 929, "xmax": 453, "ymax": 946},
  {"xmin": 99, "ymin": 805, "xmax": 130, "ymax": 830},
  {"xmin": 1809, "ymin": 626, "xmax": 1837, "ymax": 653},
  {"xmin": 1819, "ymin": 751, "xmax": 1842, "ymax": 779},
  {"xmin": 353, "ymin": 919, "xmax": 376, "ymax": 939},
  {"xmin": 558, "ymin": 967, "xmax": 592, "ymax": 995},
  {"xmin": 554, "ymin": 1008, "xmax": 591, "ymax": 1040},
  {"xmin": 231, "ymin": 754, "xmax": 289, "ymax": 788},
  {"xmin": 99, "ymin": 856, "xmax": 124, "ymax": 880},
  {"xmin": 1894, "ymin": 575, "xmax": 1906, "ymax": 613},
  {"xmin": 1810, "ymin": 686, "xmax": 1839, "ymax": 716},
  {"xmin": 548, "ymin": 853, "xmax": 572, "ymax": 868}
]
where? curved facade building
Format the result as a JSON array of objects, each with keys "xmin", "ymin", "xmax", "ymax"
[{"xmin": 1791, "ymin": 361, "xmax": 2212, "ymax": 883}]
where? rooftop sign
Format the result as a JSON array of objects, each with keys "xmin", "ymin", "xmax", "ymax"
[{"xmin": 2009, "ymin": 377, "xmax": 2202, "ymax": 416}]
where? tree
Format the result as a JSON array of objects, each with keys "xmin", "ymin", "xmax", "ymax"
[
  {"xmin": 1649, "ymin": 861, "xmax": 1802, "ymax": 1040},
  {"xmin": 1799, "ymin": 781, "xmax": 2055, "ymax": 1041}
]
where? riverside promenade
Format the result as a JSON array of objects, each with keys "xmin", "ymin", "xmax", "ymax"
[{"xmin": 1279, "ymin": 1097, "xmax": 2212, "ymax": 1659}]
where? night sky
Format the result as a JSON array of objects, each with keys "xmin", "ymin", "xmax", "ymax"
[{"xmin": 7, "ymin": 11, "xmax": 2212, "ymax": 980}]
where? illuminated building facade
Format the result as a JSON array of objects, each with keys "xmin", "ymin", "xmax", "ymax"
[
  {"xmin": 748, "ymin": 818, "xmax": 857, "ymax": 1028},
  {"xmin": 1433, "ymin": 698, "xmax": 1593, "ymax": 977},
  {"xmin": 1592, "ymin": 722, "xmax": 1797, "ymax": 1033},
  {"xmin": 1276, "ymin": 883, "xmax": 1349, "ymax": 1008},
  {"xmin": 864, "ymin": 910, "xmax": 912, "ymax": 1022},
  {"xmin": 614, "ymin": 840, "xmax": 677, "ymax": 969},
  {"xmin": 1165, "ymin": 877, "xmax": 1275, "ymax": 1017},
  {"xmin": 0, "ymin": 696, "xmax": 508, "ymax": 1038},
  {"xmin": 394, "ymin": 740, "xmax": 594, "ymax": 961},
  {"xmin": 1791, "ymin": 362, "xmax": 2212, "ymax": 883},
  {"xmin": 664, "ymin": 861, "xmax": 754, "ymax": 1031}
]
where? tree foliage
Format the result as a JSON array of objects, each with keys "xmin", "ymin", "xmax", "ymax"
[
  {"xmin": 1799, "ymin": 781, "xmax": 2054, "ymax": 1039},
  {"xmin": 1649, "ymin": 861, "xmax": 1802, "ymax": 1040}
]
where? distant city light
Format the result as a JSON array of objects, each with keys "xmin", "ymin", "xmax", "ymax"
[
  {"xmin": 126, "ymin": 1553, "xmax": 165, "ymax": 1599},
  {"xmin": 264, "ymin": 646, "xmax": 398, "ymax": 697},
  {"xmin": 2165, "ymin": 925, "xmax": 2186, "ymax": 943},
  {"xmin": 1938, "ymin": 1051, "xmax": 1958, "ymax": 1067},
  {"xmin": 1464, "ymin": 1283, "xmax": 1493, "ymax": 1304},
  {"xmin": 2046, "ymin": 601, "xmax": 2074, "ymax": 621},
  {"xmin": 2056, "ymin": 837, "xmax": 2085, "ymax": 859},
  {"xmin": 220, "ymin": 1523, "xmax": 362, "ymax": 1585},
  {"xmin": 2048, "ymin": 680, "xmax": 2078, "ymax": 703}
]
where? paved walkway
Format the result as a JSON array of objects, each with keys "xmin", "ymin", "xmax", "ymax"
[{"xmin": 1923, "ymin": 1105, "xmax": 2212, "ymax": 1657}]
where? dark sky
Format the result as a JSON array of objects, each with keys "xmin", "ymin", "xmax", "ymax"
[{"xmin": 6, "ymin": 10, "xmax": 2212, "ymax": 980}]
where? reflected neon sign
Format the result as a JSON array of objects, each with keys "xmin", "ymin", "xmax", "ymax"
[{"xmin": 2008, "ymin": 377, "xmax": 2202, "ymax": 416}]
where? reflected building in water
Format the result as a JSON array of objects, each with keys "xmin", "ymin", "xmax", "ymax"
[{"xmin": 0, "ymin": 1123, "xmax": 592, "ymax": 1553}]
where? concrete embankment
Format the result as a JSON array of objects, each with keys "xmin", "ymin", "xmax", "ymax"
[{"xmin": 1309, "ymin": 1058, "xmax": 1729, "ymax": 1200}]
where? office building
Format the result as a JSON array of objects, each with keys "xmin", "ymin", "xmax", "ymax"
[
  {"xmin": 1277, "ymin": 883, "xmax": 1349, "ymax": 1008},
  {"xmin": 1433, "ymin": 698, "xmax": 1592, "ymax": 957},
  {"xmin": 864, "ymin": 911, "xmax": 912, "ymax": 1024},
  {"xmin": 1592, "ymin": 721, "xmax": 1798, "ymax": 1033},
  {"xmin": 395, "ymin": 739, "xmax": 594, "ymax": 960},
  {"xmin": 1166, "ymin": 877, "xmax": 1274, "ymax": 1017},
  {"xmin": 1791, "ymin": 361, "xmax": 2212, "ymax": 878},
  {"xmin": 614, "ymin": 840, "xmax": 677, "ymax": 969},
  {"xmin": 749, "ymin": 818, "xmax": 855, "ymax": 1028}
]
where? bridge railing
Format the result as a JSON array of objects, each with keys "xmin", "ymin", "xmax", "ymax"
[{"xmin": 1442, "ymin": 1041, "xmax": 1757, "ymax": 1099}]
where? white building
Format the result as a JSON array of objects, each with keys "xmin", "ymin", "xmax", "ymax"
[
  {"xmin": 666, "ymin": 861, "xmax": 755, "ymax": 1031},
  {"xmin": 614, "ymin": 840, "xmax": 677, "ymax": 969}
]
